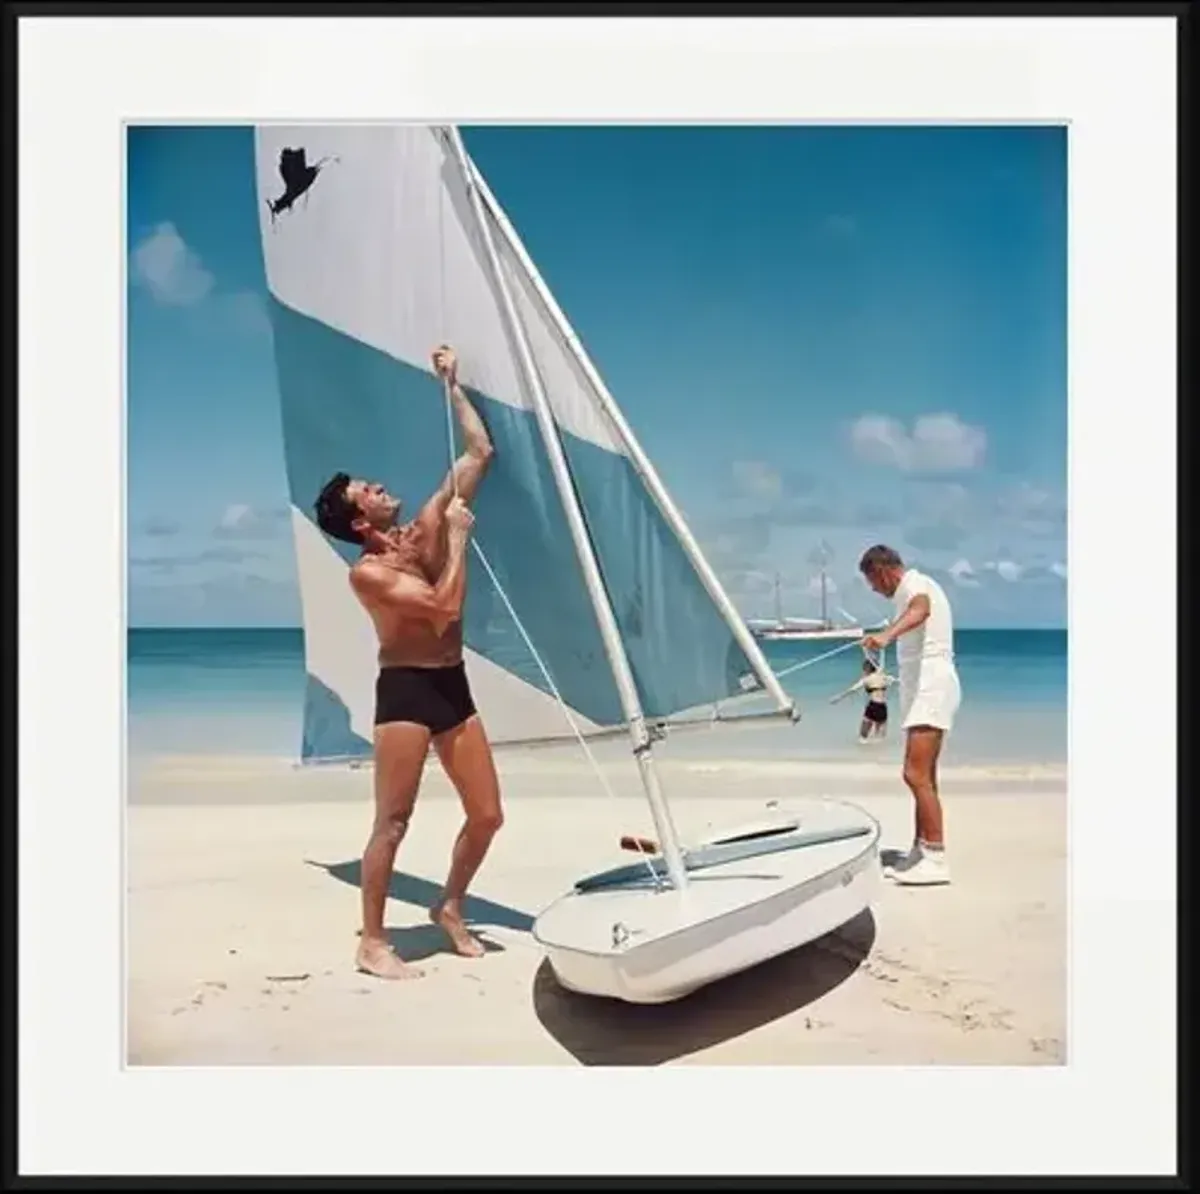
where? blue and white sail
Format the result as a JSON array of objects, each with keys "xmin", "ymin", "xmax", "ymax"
[{"xmin": 253, "ymin": 124, "xmax": 780, "ymax": 763}]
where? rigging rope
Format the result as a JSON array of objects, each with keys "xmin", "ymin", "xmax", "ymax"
[
  {"xmin": 773, "ymin": 635, "xmax": 872, "ymax": 681},
  {"xmin": 438, "ymin": 180, "xmax": 458, "ymax": 503},
  {"xmin": 435, "ymin": 156, "xmax": 663, "ymax": 887}
]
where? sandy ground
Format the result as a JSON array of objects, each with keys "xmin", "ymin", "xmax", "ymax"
[{"xmin": 125, "ymin": 752, "xmax": 1066, "ymax": 1067}]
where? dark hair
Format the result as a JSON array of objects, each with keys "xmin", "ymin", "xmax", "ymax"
[
  {"xmin": 858, "ymin": 544, "xmax": 904, "ymax": 574},
  {"xmin": 314, "ymin": 472, "xmax": 363, "ymax": 545}
]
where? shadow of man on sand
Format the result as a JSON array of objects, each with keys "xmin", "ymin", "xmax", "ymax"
[
  {"xmin": 307, "ymin": 859, "xmax": 536, "ymax": 963},
  {"xmin": 532, "ymin": 908, "xmax": 877, "ymax": 1066}
]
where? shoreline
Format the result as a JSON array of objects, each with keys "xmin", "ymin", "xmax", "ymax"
[{"xmin": 127, "ymin": 748, "xmax": 1067, "ymax": 806}]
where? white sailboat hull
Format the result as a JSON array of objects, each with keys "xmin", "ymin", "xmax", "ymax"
[
  {"xmin": 533, "ymin": 798, "xmax": 882, "ymax": 1004},
  {"xmin": 753, "ymin": 626, "xmax": 866, "ymax": 643}
]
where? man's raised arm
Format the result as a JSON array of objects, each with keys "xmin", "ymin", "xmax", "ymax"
[{"xmin": 421, "ymin": 345, "xmax": 495, "ymax": 526}]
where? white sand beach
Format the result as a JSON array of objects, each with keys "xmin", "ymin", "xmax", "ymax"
[{"xmin": 126, "ymin": 745, "xmax": 1066, "ymax": 1068}]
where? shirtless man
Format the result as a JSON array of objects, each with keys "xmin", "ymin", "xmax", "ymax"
[
  {"xmin": 860, "ymin": 544, "xmax": 962, "ymax": 886},
  {"xmin": 313, "ymin": 344, "xmax": 499, "ymax": 978}
]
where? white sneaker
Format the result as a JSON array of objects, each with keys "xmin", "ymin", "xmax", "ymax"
[
  {"xmin": 889, "ymin": 845, "xmax": 950, "ymax": 886},
  {"xmin": 880, "ymin": 841, "xmax": 918, "ymax": 874}
]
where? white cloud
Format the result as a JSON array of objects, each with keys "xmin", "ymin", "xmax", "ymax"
[
  {"xmin": 972, "ymin": 555, "xmax": 1066, "ymax": 586},
  {"xmin": 998, "ymin": 480, "xmax": 1056, "ymax": 520},
  {"xmin": 901, "ymin": 481, "xmax": 976, "ymax": 552},
  {"xmin": 214, "ymin": 504, "xmax": 290, "ymax": 540},
  {"xmin": 996, "ymin": 480, "xmax": 1066, "ymax": 537},
  {"xmin": 128, "ymin": 545, "xmax": 271, "ymax": 575},
  {"xmin": 140, "ymin": 516, "xmax": 180, "ymax": 537},
  {"xmin": 910, "ymin": 481, "xmax": 972, "ymax": 518},
  {"xmin": 948, "ymin": 558, "xmax": 980, "ymax": 587},
  {"xmin": 731, "ymin": 460, "xmax": 784, "ymax": 502},
  {"xmin": 129, "ymin": 225, "xmax": 271, "ymax": 340},
  {"xmin": 904, "ymin": 523, "xmax": 968, "ymax": 552},
  {"xmin": 982, "ymin": 558, "xmax": 1023, "ymax": 583},
  {"xmin": 220, "ymin": 504, "xmax": 252, "ymax": 530},
  {"xmin": 130, "ymin": 222, "xmax": 214, "ymax": 306},
  {"xmin": 850, "ymin": 413, "xmax": 987, "ymax": 473},
  {"xmin": 731, "ymin": 569, "xmax": 777, "ymax": 597}
]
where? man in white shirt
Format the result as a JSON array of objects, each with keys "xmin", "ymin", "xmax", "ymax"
[{"xmin": 860, "ymin": 544, "xmax": 962, "ymax": 886}]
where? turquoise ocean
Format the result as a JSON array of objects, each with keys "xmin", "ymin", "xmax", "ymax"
[{"xmin": 127, "ymin": 627, "xmax": 1067, "ymax": 770}]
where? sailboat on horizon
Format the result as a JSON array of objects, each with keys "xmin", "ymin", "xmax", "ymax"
[
  {"xmin": 748, "ymin": 566, "xmax": 884, "ymax": 644},
  {"xmin": 252, "ymin": 122, "xmax": 882, "ymax": 1004}
]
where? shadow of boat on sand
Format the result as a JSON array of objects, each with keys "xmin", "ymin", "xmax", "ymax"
[
  {"xmin": 308, "ymin": 856, "xmax": 875, "ymax": 1062},
  {"xmin": 532, "ymin": 908, "xmax": 877, "ymax": 1065}
]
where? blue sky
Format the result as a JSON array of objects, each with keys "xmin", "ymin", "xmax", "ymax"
[{"xmin": 127, "ymin": 123, "xmax": 1066, "ymax": 629}]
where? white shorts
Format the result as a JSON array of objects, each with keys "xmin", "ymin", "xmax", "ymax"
[{"xmin": 898, "ymin": 661, "xmax": 962, "ymax": 732}]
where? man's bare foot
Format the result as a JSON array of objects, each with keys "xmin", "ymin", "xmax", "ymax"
[
  {"xmin": 355, "ymin": 936, "xmax": 424, "ymax": 980},
  {"xmin": 429, "ymin": 903, "xmax": 486, "ymax": 958}
]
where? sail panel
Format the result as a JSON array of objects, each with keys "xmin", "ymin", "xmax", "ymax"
[{"xmin": 477, "ymin": 184, "xmax": 763, "ymax": 718}]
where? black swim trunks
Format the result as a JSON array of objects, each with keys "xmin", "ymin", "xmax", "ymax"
[
  {"xmin": 374, "ymin": 661, "xmax": 478, "ymax": 736},
  {"xmin": 864, "ymin": 699, "xmax": 888, "ymax": 725}
]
